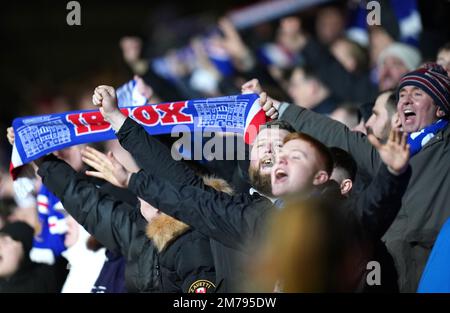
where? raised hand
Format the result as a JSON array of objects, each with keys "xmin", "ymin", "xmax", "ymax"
[
  {"xmin": 6, "ymin": 127, "xmax": 14, "ymax": 145},
  {"xmin": 241, "ymin": 79, "xmax": 280, "ymax": 119},
  {"xmin": 217, "ymin": 18, "xmax": 254, "ymax": 71},
  {"xmin": 218, "ymin": 18, "xmax": 248, "ymax": 60},
  {"xmin": 134, "ymin": 75, "xmax": 153, "ymax": 101},
  {"xmin": 81, "ymin": 146, "xmax": 132, "ymax": 188},
  {"xmin": 368, "ymin": 129, "xmax": 410, "ymax": 175},
  {"xmin": 92, "ymin": 85, "xmax": 118, "ymax": 116},
  {"xmin": 92, "ymin": 85, "xmax": 126, "ymax": 131},
  {"xmin": 241, "ymin": 78, "xmax": 262, "ymax": 94}
]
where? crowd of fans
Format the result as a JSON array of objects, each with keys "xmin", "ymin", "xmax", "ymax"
[{"xmin": 1, "ymin": 0, "xmax": 450, "ymax": 293}]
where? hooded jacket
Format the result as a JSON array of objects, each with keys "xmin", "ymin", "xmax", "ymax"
[
  {"xmin": 144, "ymin": 176, "xmax": 230, "ymax": 293},
  {"xmin": 38, "ymin": 157, "xmax": 220, "ymax": 293},
  {"xmin": 146, "ymin": 215, "xmax": 215, "ymax": 293}
]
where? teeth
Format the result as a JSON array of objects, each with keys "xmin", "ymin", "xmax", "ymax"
[{"xmin": 261, "ymin": 159, "xmax": 273, "ymax": 167}]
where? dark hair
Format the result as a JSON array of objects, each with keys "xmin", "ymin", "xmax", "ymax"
[
  {"xmin": 383, "ymin": 89, "xmax": 397, "ymax": 117},
  {"xmin": 298, "ymin": 65, "xmax": 321, "ymax": 82},
  {"xmin": 329, "ymin": 147, "xmax": 357, "ymax": 181},
  {"xmin": 334, "ymin": 104, "xmax": 362, "ymax": 128},
  {"xmin": 438, "ymin": 42, "xmax": 450, "ymax": 54},
  {"xmin": 334, "ymin": 37, "xmax": 369, "ymax": 73},
  {"xmin": 262, "ymin": 120, "xmax": 296, "ymax": 133},
  {"xmin": 283, "ymin": 132, "xmax": 333, "ymax": 176}
]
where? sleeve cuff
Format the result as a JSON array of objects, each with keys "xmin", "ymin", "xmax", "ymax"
[
  {"xmin": 37, "ymin": 156, "xmax": 76, "ymax": 197},
  {"xmin": 116, "ymin": 117, "xmax": 137, "ymax": 138}
]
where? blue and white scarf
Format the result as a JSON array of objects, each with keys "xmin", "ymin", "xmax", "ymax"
[
  {"xmin": 10, "ymin": 93, "xmax": 266, "ymax": 178},
  {"xmin": 31, "ymin": 184, "xmax": 67, "ymax": 265},
  {"xmin": 408, "ymin": 119, "xmax": 448, "ymax": 156},
  {"xmin": 116, "ymin": 79, "xmax": 148, "ymax": 107}
]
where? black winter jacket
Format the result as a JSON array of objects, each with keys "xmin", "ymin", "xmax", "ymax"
[
  {"xmin": 37, "ymin": 158, "xmax": 160, "ymax": 292},
  {"xmin": 146, "ymin": 215, "xmax": 216, "ymax": 293}
]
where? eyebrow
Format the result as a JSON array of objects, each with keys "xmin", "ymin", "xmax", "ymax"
[
  {"xmin": 289, "ymin": 148, "xmax": 308, "ymax": 158},
  {"xmin": 400, "ymin": 86, "xmax": 421, "ymax": 93}
]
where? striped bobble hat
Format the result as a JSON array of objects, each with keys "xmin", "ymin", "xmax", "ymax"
[{"xmin": 397, "ymin": 63, "xmax": 450, "ymax": 115}]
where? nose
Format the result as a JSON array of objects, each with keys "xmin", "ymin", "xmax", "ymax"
[
  {"xmin": 365, "ymin": 115, "xmax": 374, "ymax": 129},
  {"xmin": 275, "ymin": 150, "xmax": 287, "ymax": 166},
  {"xmin": 400, "ymin": 92, "xmax": 413, "ymax": 106},
  {"xmin": 261, "ymin": 142, "xmax": 273, "ymax": 155}
]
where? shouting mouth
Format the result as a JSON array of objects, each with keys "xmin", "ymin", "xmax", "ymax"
[
  {"xmin": 403, "ymin": 109, "xmax": 416, "ymax": 123},
  {"xmin": 273, "ymin": 168, "xmax": 288, "ymax": 184}
]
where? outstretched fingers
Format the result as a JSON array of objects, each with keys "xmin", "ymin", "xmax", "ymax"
[{"xmin": 85, "ymin": 170, "xmax": 106, "ymax": 180}]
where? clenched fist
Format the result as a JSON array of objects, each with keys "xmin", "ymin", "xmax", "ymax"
[{"xmin": 92, "ymin": 85, "xmax": 127, "ymax": 131}]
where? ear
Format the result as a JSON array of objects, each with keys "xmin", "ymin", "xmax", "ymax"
[
  {"xmin": 436, "ymin": 107, "xmax": 446, "ymax": 118},
  {"xmin": 391, "ymin": 112, "xmax": 402, "ymax": 130},
  {"xmin": 313, "ymin": 170, "xmax": 329, "ymax": 186},
  {"xmin": 340, "ymin": 179, "xmax": 353, "ymax": 196}
]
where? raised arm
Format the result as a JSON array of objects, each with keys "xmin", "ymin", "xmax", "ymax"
[
  {"xmin": 92, "ymin": 85, "xmax": 204, "ymax": 188},
  {"xmin": 301, "ymin": 39, "xmax": 378, "ymax": 104},
  {"xmin": 355, "ymin": 130, "xmax": 411, "ymax": 239},
  {"xmin": 281, "ymin": 104, "xmax": 381, "ymax": 177},
  {"xmin": 241, "ymin": 80, "xmax": 382, "ymax": 177},
  {"xmin": 37, "ymin": 155, "xmax": 142, "ymax": 256},
  {"xmin": 128, "ymin": 169, "xmax": 272, "ymax": 250}
]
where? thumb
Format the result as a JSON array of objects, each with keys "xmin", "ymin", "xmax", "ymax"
[
  {"xmin": 107, "ymin": 151, "xmax": 121, "ymax": 167},
  {"xmin": 107, "ymin": 151, "xmax": 116, "ymax": 162},
  {"xmin": 241, "ymin": 79, "xmax": 258, "ymax": 92},
  {"xmin": 367, "ymin": 134, "xmax": 382, "ymax": 150},
  {"xmin": 259, "ymin": 92, "xmax": 267, "ymax": 108}
]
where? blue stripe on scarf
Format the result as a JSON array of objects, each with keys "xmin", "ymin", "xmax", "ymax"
[
  {"xmin": 407, "ymin": 119, "xmax": 448, "ymax": 156},
  {"xmin": 12, "ymin": 94, "xmax": 261, "ymax": 168}
]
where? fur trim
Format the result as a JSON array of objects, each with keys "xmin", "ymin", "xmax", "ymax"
[
  {"xmin": 146, "ymin": 214, "xmax": 190, "ymax": 252},
  {"xmin": 146, "ymin": 175, "xmax": 234, "ymax": 252},
  {"xmin": 202, "ymin": 176, "xmax": 234, "ymax": 195}
]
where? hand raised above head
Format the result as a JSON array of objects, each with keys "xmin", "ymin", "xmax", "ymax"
[
  {"xmin": 92, "ymin": 85, "xmax": 127, "ymax": 131},
  {"xmin": 6, "ymin": 127, "xmax": 14, "ymax": 145}
]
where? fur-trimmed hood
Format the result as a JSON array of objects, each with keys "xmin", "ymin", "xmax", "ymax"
[{"xmin": 146, "ymin": 176, "xmax": 233, "ymax": 252}]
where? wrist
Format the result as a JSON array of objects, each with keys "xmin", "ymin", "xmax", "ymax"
[
  {"xmin": 105, "ymin": 110, "xmax": 127, "ymax": 132},
  {"xmin": 124, "ymin": 171, "xmax": 133, "ymax": 188},
  {"xmin": 387, "ymin": 164, "xmax": 407, "ymax": 176}
]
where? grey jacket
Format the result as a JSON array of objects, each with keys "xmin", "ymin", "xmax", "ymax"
[{"xmin": 280, "ymin": 103, "xmax": 450, "ymax": 292}]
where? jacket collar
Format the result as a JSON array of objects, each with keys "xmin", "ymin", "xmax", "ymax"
[
  {"xmin": 418, "ymin": 122, "xmax": 449, "ymax": 152},
  {"xmin": 146, "ymin": 214, "xmax": 190, "ymax": 253}
]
